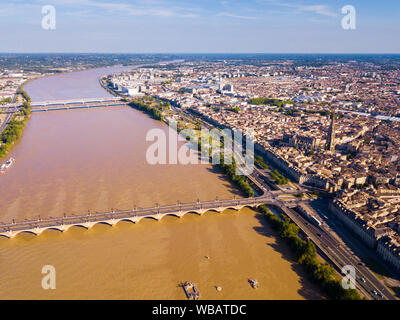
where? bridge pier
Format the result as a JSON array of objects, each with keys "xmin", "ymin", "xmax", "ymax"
[
  {"xmin": 59, "ymin": 225, "xmax": 69, "ymax": 232},
  {"xmin": 177, "ymin": 211, "xmax": 185, "ymax": 218},
  {"xmin": 2, "ymin": 231, "xmax": 15, "ymax": 238},
  {"xmin": 33, "ymin": 227, "xmax": 44, "ymax": 235},
  {"xmin": 109, "ymin": 219, "xmax": 118, "ymax": 225}
]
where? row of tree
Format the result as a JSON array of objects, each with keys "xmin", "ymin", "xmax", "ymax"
[
  {"xmin": 255, "ymin": 155, "xmax": 269, "ymax": 169},
  {"xmin": 231, "ymin": 106, "xmax": 240, "ymax": 113},
  {"xmin": 270, "ymin": 169, "xmax": 289, "ymax": 185},
  {"xmin": 249, "ymin": 97, "xmax": 294, "ymax": 108},
  {"xmin": 129, "ymin": 99, "xmax": 163, "ymax": 121},
  {"xmin": 17, "ymin": 88, "xmax": 31, "ymax": 103},
  {"xmin": 258, "ymin": 205, "xmax": 361, "ymax": 300},
  {"xmin": 0, "ymin": 90, "xmax": 32, "ymax": 160}
]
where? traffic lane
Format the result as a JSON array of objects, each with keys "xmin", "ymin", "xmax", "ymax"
[{"xmin": 0, "ymin": 111, "xmax": 14, "ymax": 133}]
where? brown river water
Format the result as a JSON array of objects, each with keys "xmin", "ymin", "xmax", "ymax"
[{"xmin": 0, "ymin": 67, "xmax": 322, "ymax": 299}]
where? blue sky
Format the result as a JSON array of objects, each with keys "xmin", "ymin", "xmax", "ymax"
[{"xmin": 0, "ymin": 0, "xmax": 399, "ymax": 53}]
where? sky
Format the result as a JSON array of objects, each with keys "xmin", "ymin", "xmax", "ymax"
[{"xmin": 0, "ymin": 0, "xmax": 399, "ymax": 53}]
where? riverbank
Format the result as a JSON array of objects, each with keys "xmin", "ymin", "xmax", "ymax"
[
  {"xmin": 0, "ymin": 81, "xmax": 32, "ymax": 161},
  {"xmin": 128, "ymin": 97, "xmax": 165, "ymax": 121}
]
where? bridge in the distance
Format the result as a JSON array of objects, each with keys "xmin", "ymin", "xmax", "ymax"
[
  {"xmin": 0, "ymin": 98, "xmax": 128, "ymax": 113},
  {"xmin": 0, "ymin": 192, "xmax": 302, "ymax": 239},
  {"xmin": 31, "ymin": 97, "xmax": 123, "ymax": 107},
  {"xmin": 30, "ymin": 97, "xmax": 128, "ymax": 112}
]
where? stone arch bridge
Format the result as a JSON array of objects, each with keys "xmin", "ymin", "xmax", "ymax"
[{"xmin": 0, "ymin": 195, "xmax": 292, "ymax": 239}]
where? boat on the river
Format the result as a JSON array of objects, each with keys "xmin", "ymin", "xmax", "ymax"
[
  {"xmin": 0, "ymin": 158, "xmax": 14, "ymax": 174},
  {"xmin": 180, "ymin": 281, "xmax": 200, "ymax": 300},
  {"xmin": 248, "ymin": 279, "xmax": 258, "ymax": 289}
]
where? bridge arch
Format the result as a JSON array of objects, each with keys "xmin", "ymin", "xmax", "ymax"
[
  {"xmin": 142, "ymin": 216, "xmax": 159, "ymax": 222},
  {"xmin": 93, "ymin": 221, "xmax": 113, "ymax": 227},
  {"xmin": 15, "ymin": 230, "xmax": 38, "ymax": 237},
  {"xmin": 69, "ymin": 224, "xmax": 89, "ymax": 230},
  {"xmin": 42, "ymin": 227, "xmax": 64, "ymax": 233},
  {"xmin": 223, "ymin": 206, "xmax": 241, "ymax": 212},
  {"xmin": 183, "ymin": 210, "xmax": 202, "ymax": 216},
  {"xmin": 163, "ymin": 213, "xmax": 181, "ymax": 219},
  {"xmin": 115, "ymin": 218, "xmax": 136, "ymax": 225},
  {"xmin": 241, "ymin": 204, "xmax": 258, "ymax": 210},
  {"xmin": 203, "ymin": 208, "xmax": 221, "ymax": 214}
]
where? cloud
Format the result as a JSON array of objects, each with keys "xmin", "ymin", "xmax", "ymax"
[
  {"xmin": 37, "ymin": 0, "xmax": 199, "ymax": 18},
  {"xmin": 217, "ymin": 12, "xmax": 258, "ymax": 20},
  {"xmin": 297, "ymin": 4, "xmax": 337, "ymax": 17},
  {"xmin": 0, "ymin": 3, "xmax": 38, "ymax": 17},
  {"xmin": 263, "ymin": 1, "xmax": 338, "ymax": 18}
]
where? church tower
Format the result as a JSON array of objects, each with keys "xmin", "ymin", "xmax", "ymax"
[
  {"xmin": 326, "ymin": 110, "xmax": 336, "ymax": 153},
  {"xmin": 218, "ymin": 74, "xmax": 225, "ymax": 91}
]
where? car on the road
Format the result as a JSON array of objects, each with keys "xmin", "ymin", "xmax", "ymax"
[
  {"xmin": 377, "ymin": 293, "xmax": 384, "ymax": 298},
  {"xmin": 372, "ymin": 290, "xmax": 378, "ymax": 295},
  {"xmin": 360, "ymin": 277, "xmax": 366, "ymax": 283}
]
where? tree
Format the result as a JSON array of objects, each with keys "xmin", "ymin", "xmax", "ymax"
[{"xmin": 231, "ymin": 106, "xmax": 240, "ymax": 113}]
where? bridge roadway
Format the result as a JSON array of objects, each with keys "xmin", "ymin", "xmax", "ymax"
[
  {"xmin": 1, "ymin": 98, "xmax": 127, "ymax": 115},
  {"xmin": 31, "ymin": 97, "xmax": 122, "ymax": 107},
  {"xmin": 31, "ymin": 102, "xmax": 128, "ymax": 112},
  {"xmin": 0, "ymin": 193, "xmax": 299, "ymax": 239},
  {"xmin": 0, "ymin": 103, "xmax": 20, "ymax": 113}
]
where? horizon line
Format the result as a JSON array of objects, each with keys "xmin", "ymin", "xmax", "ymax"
[{"xmin": 1, "ymin": 52, "xmax": 400, "ymax": 55}]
